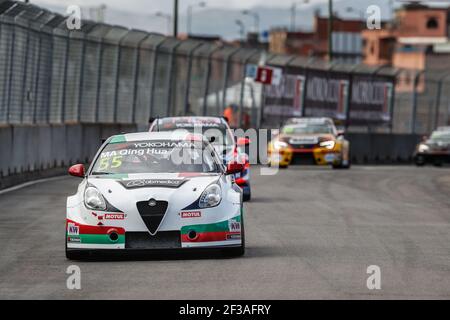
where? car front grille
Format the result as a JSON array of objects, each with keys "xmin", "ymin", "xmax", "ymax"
[
  {"xmin": 288, "ymin": 143, "xmax": 318, "ymax": 149},
  {"xmin": 291, "ymin": 152, "xmax": 316, "ymax": 165},
  {"xmin": 136, "ymin": 200, "xmax": 168, "ymax": 234},
  {"xmin": 125, "ymin": 231, "xmax": 181, "ymax": 249}
]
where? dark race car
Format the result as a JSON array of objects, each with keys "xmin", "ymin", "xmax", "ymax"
[{"xmin": 414, "ymin": 130, "xmax": 450, "ymax": 166}]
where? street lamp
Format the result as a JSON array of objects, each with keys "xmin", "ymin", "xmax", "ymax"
[
  {"xmin": 187, "ymin": 1, "xmax": 206, "ymax": 35},
  {"xmin": 242, "ymin": 9, "xmax": 260, "ymax": 33},
  {"xmin": 328, "ymin": 0, "xmax": 333, "ymax": 61},
  {"xmin": 173, "ymin": 0, "xmax": 178, "ymax": 37},
  {"xmin": 290, "ymin": 0, "xmax": 309, "ymax": 31},
  {"xmin": 155, "ymin": 12, "xmax": 172, "ymax": 35},
  {"xmin": 235, "ymin": 19, "xmax": 246, "ymax": 41}
]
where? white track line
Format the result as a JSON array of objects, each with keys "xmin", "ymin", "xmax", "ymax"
[{"xmin": 0, "ymin": 175, "xmax": 67, "ymax": 195}]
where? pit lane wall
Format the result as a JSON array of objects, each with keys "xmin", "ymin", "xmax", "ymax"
[
  {"xmin": 0, "ymin": 124, "xmax": 139, "ymax": 190},
  {"xmin": 345, "ymin": 133, "xmax": 421, "ymax": 164}
]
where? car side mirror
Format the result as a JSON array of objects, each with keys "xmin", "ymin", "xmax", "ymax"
[
  {"xmin": 226, "ymin": 162, "xmax": 244, "ymax": 175},
  {"xmin": 237, "ymin": 137, "xmax": 250, "ymax": 146},
  {"xmin": 69, "ymin": 164, "xmax": 85, "ymax": 178}
]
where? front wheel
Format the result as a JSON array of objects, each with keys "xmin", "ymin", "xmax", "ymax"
[{"xmin": 332, "ymin": 160, "xmax": 351, "ymax": 170}]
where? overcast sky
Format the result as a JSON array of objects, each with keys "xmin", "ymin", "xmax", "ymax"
[
  {"xmin": 28, "ymin": 0, "xmax": 449, "ymax": 39},
  {"xmin": 31, "ymin": 0, "xmax": 330, "ymax": 13}
]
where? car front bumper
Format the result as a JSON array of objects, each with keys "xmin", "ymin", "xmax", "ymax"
[
  {"xmin": 268, "ymin": 147, "xmax": 342, "ymax": 166},
  {"xmin": 66, "ymin": 215, "xmax": 243, "ymax": 251}
]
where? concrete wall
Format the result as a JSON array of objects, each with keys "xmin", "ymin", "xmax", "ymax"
[
  {"xmin": 347, "ymin": 133, "xmax": 421, "ymax": 164},
  {"xmin": 0, "ymin": 124, "xmax": 138, "ymax": 189}
]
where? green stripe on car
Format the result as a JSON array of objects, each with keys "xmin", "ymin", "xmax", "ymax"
[{"xmin": 181, "ymin": 216, "xmax": 241, "ymax": 235}]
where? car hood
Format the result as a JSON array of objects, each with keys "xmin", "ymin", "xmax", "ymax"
[
  {"xmin": 424, "ymin": 140, "xmax": 450, "ymax": 150},
  {"xmin": 87, "ymin": 173, "xmax": 221, "ymax": 212}
]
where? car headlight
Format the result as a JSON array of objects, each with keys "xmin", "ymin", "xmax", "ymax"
[
  {"xmin": 319, "ymin": 140, "xmax": 335, "ymax": 150},
  {"xmin": 84, "ymin": 186, "xmax": 107, "ymax": 211},
  {"xmin": 273, "ymin": 140, "xmax": 288, "ymax": 150},
  {"xmin": 418, "ymin": 144, "xmax": 429, "ymax": 153},
  {"xmin": 199, "ymin": 184, "xmax": 222, "ymax": 208}
]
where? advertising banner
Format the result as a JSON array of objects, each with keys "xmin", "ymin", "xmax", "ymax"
[{"xmin": 350, "ymin": 75, "xmax": 394, "ymax": 123}]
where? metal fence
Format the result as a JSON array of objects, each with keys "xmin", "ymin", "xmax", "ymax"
[{"xmin": 0, "ymin": 0, "xmax": 449, "ymax": 134}]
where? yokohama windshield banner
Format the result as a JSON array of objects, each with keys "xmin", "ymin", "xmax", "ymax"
[{"xmin": 349, "ymin": 75, "xmax": 394, "ymax": 123}]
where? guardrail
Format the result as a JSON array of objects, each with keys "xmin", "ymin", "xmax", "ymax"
[{"xmin": 0, "ymin": 124, "xmax": 138, "ymax": 189}]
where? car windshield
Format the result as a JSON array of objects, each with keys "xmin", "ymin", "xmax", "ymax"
[
  {"xmin": 154, "ymin": 119, "xmax": 234, "ymax": 147},
  {"xmin": 430, "ymin": 132, "xmax": 450, "ymax": 143},
  {"xmin": 91, "ymin": 140, "xmax": 221, "ymax": 175},
  {"xmin": 282, "ymin": 124, "xmax": 334, "ymax": 135}
]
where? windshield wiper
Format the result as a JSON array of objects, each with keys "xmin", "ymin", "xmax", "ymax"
[{"xmin": 91, "ymin": 172, "xmax": 114, "ymax": 175}]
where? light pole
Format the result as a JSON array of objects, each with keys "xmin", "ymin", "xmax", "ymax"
[
  {"xmin": 235, "ymin": 19, "xmax": 246, "ymax": 42},
  {"xmin": 155, "ymin": 12, "xmax": 172, "ymax": 35},
  {"xmin": 328, "ymin": 0, "xmax": 333, "ymax": 61},
  {"xmin": 173, "ymin": 0, "xmax": 178, "ymax": 37},
  {"xmin": 242, "ymin": 9, "xmax": 260, "ymax": 34},
  {"xmin": 187, "ymin": 1, "xmax": 206, "ymax": 35},
  {"xmin": 290, "ymin": 0, "xmax": 309, "ymax": 31}
]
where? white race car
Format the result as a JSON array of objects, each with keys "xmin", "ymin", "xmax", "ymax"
[{"xmin": 66, "ymin": 132, "xmax": 245, "ymax": 259}]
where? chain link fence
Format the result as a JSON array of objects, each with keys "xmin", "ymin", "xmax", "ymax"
[{"xmin": 0, "ymin": 0, "xmax": 449, "ymax": 133}]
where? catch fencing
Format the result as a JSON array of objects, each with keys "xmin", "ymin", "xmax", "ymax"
[{"xmin": 0, "ymin": 0, "xmax": 449, "ymax": 134}]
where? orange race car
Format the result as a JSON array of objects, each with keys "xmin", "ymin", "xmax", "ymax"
[{"xmin": 268, "ymin": 118, "xmax": 351, "ymax": 169}]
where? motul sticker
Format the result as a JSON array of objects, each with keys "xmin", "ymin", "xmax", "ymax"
[
  {"xmin": 104, "ymin": 213, "xmax": 125, "ymax": 220},
  {"xmin": 181, "ymin": 211, "xmax": 201, "ymax": 218},
  {"xmin": 67, "ymin": 223, "xmax": 79, "ymax": 236},
  {"xmin": 228, "ymin": 219, "xmax": 241, "ymax": 232}
]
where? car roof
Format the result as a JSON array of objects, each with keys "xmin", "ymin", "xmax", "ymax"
[
  {"xmin": 156, "ymin": 116, "xmax": 225, "ymax": 124},
  {"xmin": 108, "ymin": 131, "xmax": 205, "ymax": 143},
  {"xmin": 285, "ymin": 117, "xmax": 335, "ymax": 126}
]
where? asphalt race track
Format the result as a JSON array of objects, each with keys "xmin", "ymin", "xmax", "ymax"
[{"xmin": 0, "ymin": 166, "xmax": 449, "ymax": 299}]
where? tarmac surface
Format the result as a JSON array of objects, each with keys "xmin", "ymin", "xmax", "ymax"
[{"xmin": 0, "ymin": 165, "xmax": 449, "ymax": 299}]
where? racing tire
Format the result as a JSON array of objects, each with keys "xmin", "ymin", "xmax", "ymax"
[
  {"xmin": 332, "ymin": 162, "xmax": 351, "ymax": 170},
  {"xmin": 332, "ymin": 153, "xmax": 351, "ymax": 170},
  {"xmin": 243, "ymin": 191, "xmax": 251, "ymax": 202},
  {"xmin": 66, "ymin": 238, "xmax": 87, "ymax": 260},
  {"xmin": 414, "ymin": 155, "xmax": 426, "ymax": 166},
  {"xmin": 66, "ymin": 243, "xmax": 84, "ymax": 260}
]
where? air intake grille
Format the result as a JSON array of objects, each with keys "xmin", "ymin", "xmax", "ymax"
[
  {"xmin": 136, "ymin": 200, "xmax": 168, "ymax": 234},
  {"xmin": 125, "ymin": 231, "xmax": 181, "ymax": 249}
]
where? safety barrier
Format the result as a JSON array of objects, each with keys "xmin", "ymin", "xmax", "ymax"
[{"xmin": 0, "ymin": 124, "xmax": 138, "ymax": 189}]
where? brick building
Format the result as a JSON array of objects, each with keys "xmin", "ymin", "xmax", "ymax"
[
  {"xmin": 269, "ymin": 14, "xmax": 365, "ymax": 64},
  {"xmin": 363, "ymin": 3, "xmax": 450, "ymax": 68},
  {"xmin": 362, "ymin": 2, "xmax": 450, "ymax": 92}
]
